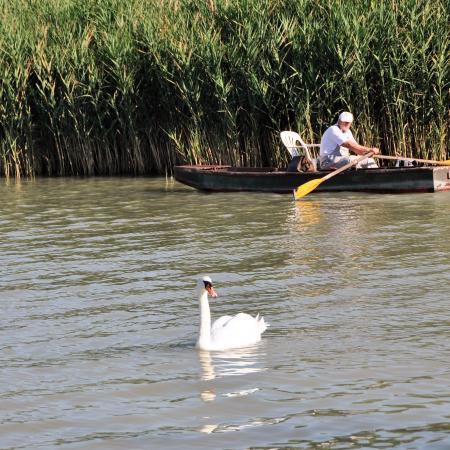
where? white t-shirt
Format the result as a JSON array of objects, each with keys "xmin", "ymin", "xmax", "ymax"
[{"xmin": 320, "ymin": 124, "xmax": 355, "ymax": 157}]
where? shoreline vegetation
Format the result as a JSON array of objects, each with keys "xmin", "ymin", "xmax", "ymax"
[{"xmin": 0, "ymin": 0, "xmax": 448, "ymax": 178}]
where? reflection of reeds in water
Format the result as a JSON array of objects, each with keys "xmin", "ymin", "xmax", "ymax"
[{"xmin": 1, "ymin": 0, "xmax": 448, "ymax": 177}]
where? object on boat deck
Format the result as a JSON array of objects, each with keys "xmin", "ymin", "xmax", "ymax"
[
  {"xmin": 280, "ymin": 131, "xmax": 319, "ymax": 172},
  {"xmin": 395, "ymin": 159, "xmax": 415, "ymax": 168}
]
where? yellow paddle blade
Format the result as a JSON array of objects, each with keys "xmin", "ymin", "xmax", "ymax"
[
  {"xmin": 442, "ymin": 160, "xmax": 450, "ymax": 166},
  {"xmin": 293, "ymin": 177, "xmax": 324, "ymax": 200}
]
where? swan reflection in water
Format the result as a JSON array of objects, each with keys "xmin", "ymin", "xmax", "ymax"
[
  {"xmin": 197, "ymin": 345, "xmax": 267, "ymax": 434},
  {"xmin": 198, "ymin": 345, "xmax": 266, "ymax": 382}
]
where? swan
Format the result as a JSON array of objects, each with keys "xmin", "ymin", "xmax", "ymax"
[{"xmin": 195, "ymin": 276, "xmax": 268, "ymax": 351}]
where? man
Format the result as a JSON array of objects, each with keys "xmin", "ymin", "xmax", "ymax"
[{"xmin": 319, "ymin": 111, "xmax": 379, "ymax": 170}]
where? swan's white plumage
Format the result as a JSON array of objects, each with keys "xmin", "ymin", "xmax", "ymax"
[
  {"xmin": 211, "ymin": 315, "xmax": 233, "ymax": 332},
  {"xmin": 195, "ymin": 276, "xmax": 268, "ymax": 351}
]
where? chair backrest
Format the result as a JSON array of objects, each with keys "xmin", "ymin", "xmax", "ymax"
[{"xmin": 280, "ymin": 131, "xmax": 312, "ymax": 160}]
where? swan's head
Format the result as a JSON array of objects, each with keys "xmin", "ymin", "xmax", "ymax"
[{"xmin": 197, "ymin": 276, "xmax": 218, "ymax": 298}]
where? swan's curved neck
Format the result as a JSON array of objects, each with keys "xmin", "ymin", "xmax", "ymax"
[{"xmin": 198, "ymin": 290, "xmax": 211, "ymax": 348}]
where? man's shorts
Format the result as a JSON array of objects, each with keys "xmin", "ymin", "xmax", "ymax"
[{"xmin": 319, "ymin": 155, "xmax": 378, "ymax": 170}]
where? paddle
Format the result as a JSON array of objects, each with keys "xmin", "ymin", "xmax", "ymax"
[
  {"xmin": 293, "ymin": 152, "xmax": 374, "ymax": 201},
  {"xmin": 374, "ymin": 155, "xmax": 450, "ymax": 166}
]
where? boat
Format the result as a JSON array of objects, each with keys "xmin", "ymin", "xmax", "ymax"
[{"xmin": 174, "ymin": 164, "xmax": 450, "ymax": 194}]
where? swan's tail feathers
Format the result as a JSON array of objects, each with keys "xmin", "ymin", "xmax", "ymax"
[{"xmin": 257, "ymin": 315, "xmax": 269, "ymax": 334}]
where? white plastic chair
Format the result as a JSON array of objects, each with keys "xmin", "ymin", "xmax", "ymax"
[{"xmin": 280, "ymin": 131, "xmax": 320, "ymax": 160}]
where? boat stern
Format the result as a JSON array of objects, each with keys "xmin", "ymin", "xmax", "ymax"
[{"xmin": 433, "ymin": 167, "xmax": 450, "ymax": 192}]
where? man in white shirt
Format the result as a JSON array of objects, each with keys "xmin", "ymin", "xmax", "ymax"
[{"xmin": 319, "ymin": 111, "xmax": 379, "ymax": 170}]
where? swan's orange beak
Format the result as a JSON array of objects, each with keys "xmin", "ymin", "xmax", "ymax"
[{"xmin": 206, "ymin": 286, "xmax": 218, "ymax": 298}]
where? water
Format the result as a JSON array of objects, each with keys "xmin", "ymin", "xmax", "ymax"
[{"xmin": 1, "ymin": 177, "xmax": 450, "ymax": 450}]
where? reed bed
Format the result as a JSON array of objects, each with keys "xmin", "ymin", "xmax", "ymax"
[{"xmin": 0, "ymin": 0, "xmax": 448, "ymax": 177}]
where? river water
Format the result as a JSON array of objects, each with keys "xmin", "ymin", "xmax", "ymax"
[{"xmin": 1, "ymin": 177, "xmax": 449, "ymax": 450}]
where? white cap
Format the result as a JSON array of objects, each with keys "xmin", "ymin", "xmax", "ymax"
[{"xmin": 338, "ymin": 111, "xmax": 354, "ymax": 123}]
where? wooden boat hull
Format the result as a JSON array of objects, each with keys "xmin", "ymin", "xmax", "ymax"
[{"xmin": 174, "ymin": 165, "xmax": 450, "ymax": 194}]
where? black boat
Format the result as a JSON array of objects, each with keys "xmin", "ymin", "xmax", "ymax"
[{"xmin": 174, "ymin": 165, "xmax": 450, "ymax": 194}]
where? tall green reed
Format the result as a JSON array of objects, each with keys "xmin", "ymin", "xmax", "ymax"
[{"xmin": 0, "ymin": 0, "xmax": 448, "ymax": 177}]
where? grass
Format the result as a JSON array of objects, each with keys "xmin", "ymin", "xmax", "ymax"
[{"xmin": 0, "ymin": 0, "xmax": 448, "ymax": 177}]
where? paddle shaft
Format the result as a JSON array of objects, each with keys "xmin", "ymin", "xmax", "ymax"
[
  {"xmin": 374, "ymin": 154, "xmax": 450, "ymax": 165},
  {"xmin": 289, "ymin": 144, "xmax": 321, "ymax": 148}
]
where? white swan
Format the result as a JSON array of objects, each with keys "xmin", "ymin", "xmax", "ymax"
[{"xmin": 195, "ymin": 276, "xmax": 268, "ymax": 351}]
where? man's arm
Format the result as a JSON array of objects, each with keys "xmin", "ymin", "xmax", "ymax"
[{"xmin": 341, "ymin": 140, "xmax": 379, "ymax": 155}]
